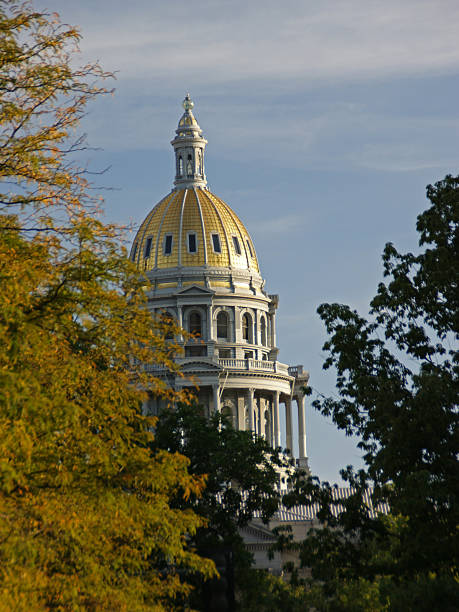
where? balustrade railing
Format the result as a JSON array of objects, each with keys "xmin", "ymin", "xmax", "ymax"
[
  {"xmin": 218, "ymin": 358, "xmax": 246, "ymax": 369},
  {"xmin": 142, "ymin": 357, "xmax": 291, "ymax": 375},
  {"xmin": 218, "ymin": 358, "xmax": 275, "ymax": 372}
]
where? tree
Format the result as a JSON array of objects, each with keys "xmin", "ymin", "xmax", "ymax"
[
  {"xmin": 236, "ymin": 569, "xmax": 311, "ymax": 612},
  {"xmin": 153, "ymin": 404, "xmax": 289, "ymax": 541},
  {"xmin": 284, "ymin": 175, "xmax": 459, "ymax": 609},
  {"xmin": 0, "ymin": 2, "xmax": 215, "ymax": 609},
  {"xmin": 0, "ymin": 0, "xmax": 110, "ymax": 228},
  {"xmin": 152, "ymin": 404, "xmax": 292, "ymax": 609}
]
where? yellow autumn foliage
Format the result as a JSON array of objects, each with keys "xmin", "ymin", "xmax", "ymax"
[{"xmin": 0, "ymin": 2, "xmax": 215, "ymax": 609}]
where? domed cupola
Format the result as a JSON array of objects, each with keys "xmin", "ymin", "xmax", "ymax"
[
  {"xmin": 171, "ymin": 94, "xmax": 208, "ymax": 190},
  {"xmin": 130, "ymin": 95, "xmax": 262, "ymax": 289}
]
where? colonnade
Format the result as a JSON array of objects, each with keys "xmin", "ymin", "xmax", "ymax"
[{"xmin": 211, "ymin": 384, "xmax": 307, "ymax": 461}]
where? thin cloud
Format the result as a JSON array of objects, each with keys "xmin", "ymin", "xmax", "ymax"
[
  {"xmin": 54, "ymin": 0, "xmax": 459, "ymax": 84},
  {"xmin": 253, "ymin": 212, "xmax": 308, "ymax": 235},
  {"xmin": 81, "ymin": 94, "xmax": 459, "ymax": 177}
]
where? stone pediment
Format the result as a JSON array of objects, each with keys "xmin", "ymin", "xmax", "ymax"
[
  {"xmin": 175, "ymin": 285, "xmax": 215, "ymax": 296},
  {"xmin": 178, "ymin": 359, "xmax": 222, "ymax": 372}
]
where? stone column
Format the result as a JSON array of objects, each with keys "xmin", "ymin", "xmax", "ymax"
[
  {"xmin": 268, "ymin": 400, "xmax": 274, "ymax": 447},
  {"xmin": 237, "ymin": 394, "xmax": 246, "ymax": 431},
  {"xmin": 247, "ymin": 388, "xmax": 254, "ymax": 433},
  {"xmin": 273, "ymin": 391, "xmax": 280, "ymax": 448},
  {"xmin": 270, "ymin": 314, "xmax": 277, "ymax": 348},
  {"xmin": 213, "ymin": 384, "xmax": 220, "ymax": 415},
  {"xmin": 296, "ymin": 392, "xmax": 307, "ymax": 459},
  {"xmin": 177, "ymin": 305, "xmax": 183, "ymax": 341},
  {"xmin": 258, "ymin": 397, "xmax": 266, "ymax": 439},
  {"xmin": 285, "ymin": 396, "xmax": 293, "ymax": 455},
  {"xmin": 207, "ymin": 305, "xmax": 213, "ymax": 341}
]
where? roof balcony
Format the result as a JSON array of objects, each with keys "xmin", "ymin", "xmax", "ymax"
[{"xmin": 142, "ymin": 357, "xmax": 291, "ymax": 377}]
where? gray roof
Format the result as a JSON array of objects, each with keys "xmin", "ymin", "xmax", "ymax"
[{"xmin": 221, "ymin": 486, "xmax": 390, "ymax": 522}]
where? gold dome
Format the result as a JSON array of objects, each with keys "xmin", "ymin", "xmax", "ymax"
[{"xmin": 131, "ymin": 187, "xmax": 259, "ymax": 274}]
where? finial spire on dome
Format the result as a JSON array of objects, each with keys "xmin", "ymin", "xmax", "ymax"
[
  {"xmin": 171, "ymin": 95, "xmax": 208, "ymax": 190},
  {"xmin": 182, "ymin": 93, "xmax": 194, "ymax": 111}
]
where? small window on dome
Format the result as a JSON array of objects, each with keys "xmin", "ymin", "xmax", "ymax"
[
  {"xmin": 211, "ymin": 233, "xmax": 221, "ymax": 253},
  {"xmin": 232, "ymin": 236, "xmax": 241, "ymax": 255},
  {"xmin": 188, "ymin": 232, "xmax": 197, "ymax": 254},
  {"xmin": 132, "ymin": 242, "xmax": 138, "ymax": 261},
  {"xmin": 187, "ymin": 154, "xmax": 193, "ymax": 177},
  {"xmin": 144, "ymin": 237, "xmax": 152, "ymax": 258},
  {"xmin": 164, "ymin": 234, "xmax": 173, "ymax": 255},
  {"xmin": 246, "ymin": 240, "xmax": 253, "ymax": 258}
]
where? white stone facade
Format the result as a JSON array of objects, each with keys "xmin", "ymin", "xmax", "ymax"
[{"xmin": 132, "ymin": 96, "xmax": 309, "ymax": 466}]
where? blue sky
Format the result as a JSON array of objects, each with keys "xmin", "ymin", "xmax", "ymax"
[{"xmin": 43, "ymin": 0, "xmax": 458, "ymax": 482}]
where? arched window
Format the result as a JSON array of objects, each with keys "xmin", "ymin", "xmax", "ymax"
[
  {"xmin": 222, "ymin": 405, "xmax": 236, "ymax": 428},
  {"xmin": 189, "ymin": 311, "xmax": 202, "ymax": 337},
  {"xmin": 187, "ymin": 153, "xmax": 193, "ymax": 177},
  {"xmin": 260, "ymin": 316, "xmax": 267, "ymax": 346},
  {"xmin": 161, "ymin": 312, "xmax": 174, "ymax": 340},
  {"xmin": 178, "ymin": 156, "xmax": 183, "ymax": 175},
  {"xmin": 217, "ymin": 311, "xmax": 229, "ymax": 339},
  {"xmin": 242, "ymin": 313, "xmax": 252, "ymax": 343}
]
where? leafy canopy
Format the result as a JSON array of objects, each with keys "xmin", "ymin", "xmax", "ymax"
[
  {"xmin": 0, "ymin": 2, "xmax": 215, "ymax": 610},
  {"xmin": 284, "ymin": 175, "xmax": 459, "ymax": 610},
  {"xmin": 153, "ymin": 404, "xmax": 291, "ymax": 544},
  {"xmin": 152, "ymin": 404, "xmax": 293, "ymax": 610}
]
